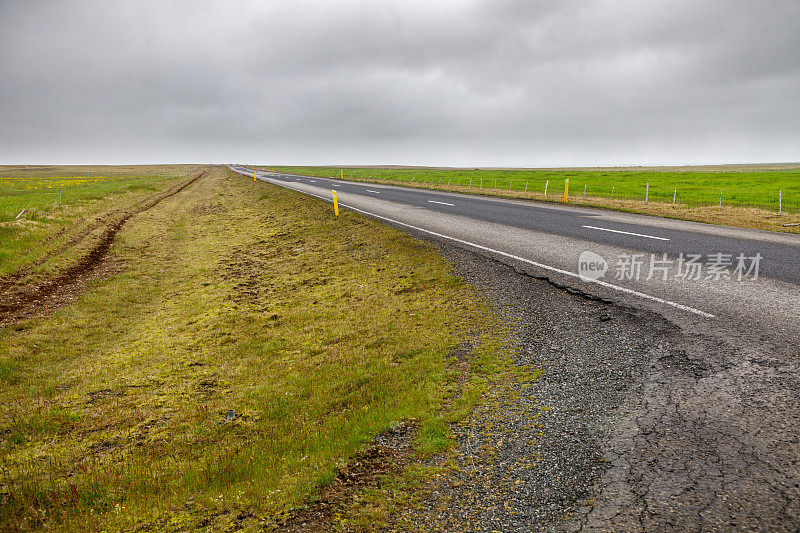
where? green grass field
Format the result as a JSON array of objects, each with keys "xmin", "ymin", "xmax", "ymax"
[
  {"xmin": 0, "ymin": 175, "xmax": 161, "ymax": 223},
  {"xmin": 0, "ymin": 165, "xmax": 202, "ymax": 226},
  {"xmin": 0, "ymin": 166, "xmax": 201, "ymax": 277},
  {"xmin": 266, "ymin": 166, "xmax": 800, "ymax": 212}
]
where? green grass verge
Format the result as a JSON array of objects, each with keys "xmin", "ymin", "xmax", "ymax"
[
  {"xmin": 0, "ymin": 166, "xmax": 510, "ymax": 531},
  {"xmin": 265, "ymin": 165, "xmax": 800, "ymax": 212}
]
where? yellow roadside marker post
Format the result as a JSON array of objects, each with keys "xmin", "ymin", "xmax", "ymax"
[
  {"xmin": 340, "ymin": 170, "xmax": 344, "ymax": 179},
  {"xmin": 564, "ymin": 179, "xmax": 569, "ymax": 203},
  {"xmin": 332, "ymin": 190, "xmax": 339, "ymax": 216}
]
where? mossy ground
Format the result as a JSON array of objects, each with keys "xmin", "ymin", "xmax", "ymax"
[{"xmin": 0, "ymin": 166, "xmax": 512, "ymax": 531}]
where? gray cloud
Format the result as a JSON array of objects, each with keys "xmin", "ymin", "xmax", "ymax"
[{"xmin": 1, "ymin": 0, "xmax": 798, "ymax": 165}]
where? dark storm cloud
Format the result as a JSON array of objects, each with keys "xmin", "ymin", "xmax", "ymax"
[{"xmin": 1, "ymin": 0, "xmax": 798, "ymax": 165}]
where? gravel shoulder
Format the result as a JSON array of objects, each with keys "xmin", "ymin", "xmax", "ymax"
[{"xmin": 402, "ymin": 241, "xmax": 800, "ymax": 531}]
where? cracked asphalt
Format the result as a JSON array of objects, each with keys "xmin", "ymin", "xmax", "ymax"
[{"xmin": 407, "ymin": 242, "xmax": 800, "ymax": 532}]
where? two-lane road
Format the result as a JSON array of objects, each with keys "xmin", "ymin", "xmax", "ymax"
[{"xmin": 231, "ymin": 165, "xmax": 800, "ymax": 338}]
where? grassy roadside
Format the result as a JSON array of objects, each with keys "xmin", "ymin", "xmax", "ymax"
[
  {"xmin": 259, "ymin": 166, "xmax": 800, "ymax": 233},
  {"xmin": 336, "ymin": 327, "xmax": 533, "ymax": 531},
  {"xmin": 0, "ymin": 165, "xmax": 204, "ymax": 279},
  {"xmin": 0, "ymin": 166, "xmax": 512, "ymax": 530}
]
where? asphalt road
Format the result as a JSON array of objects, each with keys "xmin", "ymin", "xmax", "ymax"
[
  {"xmin": 230, "ymin": 165, "xmax": 800, "ymax": 339},
  {"xmin": 230, "ymin": 165, "xmax": 800, "ymax": 530}
]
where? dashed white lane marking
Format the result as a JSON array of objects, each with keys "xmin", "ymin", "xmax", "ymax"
[
  {"xmin": 232, "ymin": 168, "xmax": 713, "ymax": 318},
  {"xmin": 366, "ymin": 189, "xmax": 380, "ymax": 194},
  {"xmin": 583, "ymin": 225, "xmax": 669, "ymax": 241},
  {"xmin": 429, "ymin": 200, "xmax": 455, "ymax": 206}
]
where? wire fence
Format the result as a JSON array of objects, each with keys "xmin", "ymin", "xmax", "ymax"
[{"xmin": 352, "ymin": 174, "xmax": 799, "ymax": 214}]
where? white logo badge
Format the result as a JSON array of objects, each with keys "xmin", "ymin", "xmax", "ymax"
[{"xmin": 578, "ymin": 251, "xmax": 608, "ymax": 280}]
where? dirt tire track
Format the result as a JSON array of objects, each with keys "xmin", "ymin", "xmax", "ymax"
[
  {"xmin": 0, "ymin": 171, "xmax": 206, "ymax": 325},
  {"xmin": 0, "ymin": 209, "xmax": 131, "ymax": 294}
]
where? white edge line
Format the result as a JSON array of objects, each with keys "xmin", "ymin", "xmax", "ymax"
[
  {"xmin": 366, "ymin": 189, "xmax": 380, "ymax": 194},
  {"xmin": 429, "ymin": 200, "xmax": 455, "ymax": 206},
  {"xmin": 583, "ymin": 225, "xmax": 670, "ymax": 241},
  {"xmin": 235, "ymin": 169, "xmax": 714, "ymax": 318}
]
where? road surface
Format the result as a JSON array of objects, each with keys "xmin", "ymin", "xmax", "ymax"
[{"xmin": 230, "ymin": 165, "xmax": 800, "ymax": 337}]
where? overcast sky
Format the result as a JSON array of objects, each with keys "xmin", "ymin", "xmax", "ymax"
[{"xmin": 1, "ymin": 0, "xmax": 798, "ymax": 166}]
